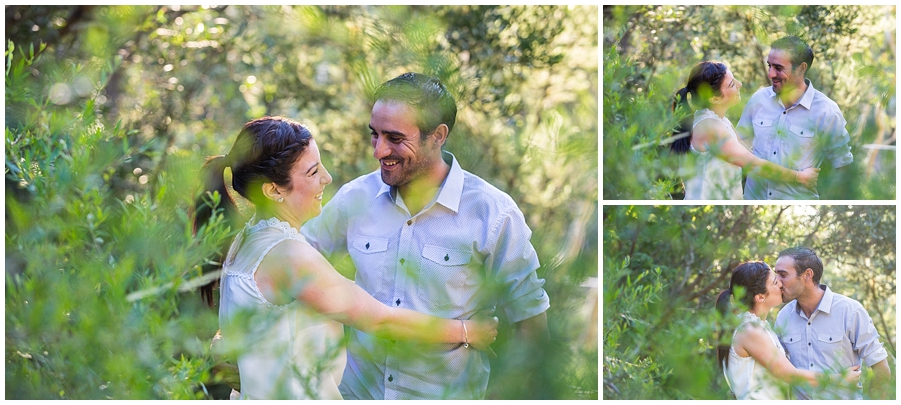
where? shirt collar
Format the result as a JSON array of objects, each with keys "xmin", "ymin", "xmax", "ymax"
[
  {"xmin": 767, "ymin": 78, "xmax": 815, "ymax": 110},
  {"xmin": 436, "ymin": 151, "xmax": 463, "ymax": 213},
  {"xmin": 374, "ymin": 151, "xmax": 463, "ymax": 214},
  {"xmin": 814, "ymin": 284, "xmax": 833, "ymax": 314}
]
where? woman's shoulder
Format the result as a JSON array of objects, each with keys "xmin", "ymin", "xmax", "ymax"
[
  {"xmin": 692, "ymin": 114, "xmax": 731, "ymax": 143},
  {"xmin": 692, "ymin": 111, "xmax": 728, "ymax": 130},
  {"xmin": 733, "ymin": 318, "xmax": 771, "ymax": 347},
  {"xmin": 265, "ymin": 237, "xmax": 318, "ymax": 268}
]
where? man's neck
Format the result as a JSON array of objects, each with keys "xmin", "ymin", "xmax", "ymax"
[
  {"xmin": 778, "ymin": 79, "xmax": 808, "ymax": 108},
  {"xmin": 397, "ymin": 155, "xmax": 450, "ymax": 215},
  {"xmin": 797, "ymin": 284, "xmax": 825, "ymax": 318}
]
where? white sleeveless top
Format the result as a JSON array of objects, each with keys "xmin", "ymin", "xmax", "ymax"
[
  {"xmin": 218, "ymin": 217, "xmax": 343, "ymax": 400},
  {"xmin": 723, "ymin": 312, "xmax": 787, "ymax": 400},
  {"xmin": 682, "ymin": 109, "xmax": 743, "ymax": 200}
]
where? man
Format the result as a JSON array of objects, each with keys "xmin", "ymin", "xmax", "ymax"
[
  {"xmin": 736, "ymin": 36, "xmax": 853, "ymax": 199},
  {"xmin": 773, "ymin": 247, "xmax": 891, "ymax": 399},
  {"xmin": 301, "ymin": 72, "xmax": 550, "ymax": 399}
]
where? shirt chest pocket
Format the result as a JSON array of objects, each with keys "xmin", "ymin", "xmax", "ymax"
[
  {"xmin": 751, "ymin": 119, "xmax": 775, "ymax": 150},
  {"xmin": 349, "ymin": 235, "xmax": 390, "ymax": 295},
  {"xmin": 785, "ymin": 124, "xmax": 816, "ymax": 155},
  {"xmin": 754, "ymin": 119, "xmax": 774, "ymax": 128},
  {"xmin": 783, "ymin": 333, "xmax": 805, "ymax": 347},
  {"xmin": 816, "ymin": 331, "xmax": 846, "ymax": 358},
  {"xmin": 417, "ymin": 244, "xmax": 474, "ymax": 309},
  {"xmin": 789, "ymin": 124, "xmax": 815, "ymax": 138}
]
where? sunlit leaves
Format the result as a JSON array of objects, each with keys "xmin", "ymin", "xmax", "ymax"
[
  {"xmin": 603, "ymin": 205, "xmax": 896, "ymax": 399},
  {"xmin": 603, "ymin": 6, "xmax": 895, "ymax": 199}
]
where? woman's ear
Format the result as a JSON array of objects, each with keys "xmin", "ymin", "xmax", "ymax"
[{"xmin": 261, "ymin": 182, "xmax": 282, "ymax": 202}]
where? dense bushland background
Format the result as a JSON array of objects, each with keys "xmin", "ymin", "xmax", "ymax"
[
  {"xmin": 603, "ymin": 6, "xmax": 895, "ymax": 199},
  {"xmin": 603, "ymin": 205, "xmax": 896, "ymax": 399},
  {"xmin": 5, "ymin": 5, "xmax": 598, "ymax": 399}
]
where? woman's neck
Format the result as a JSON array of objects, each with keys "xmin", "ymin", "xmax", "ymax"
[
  {"xmin": 256, "ymin": 208, "xmax": 304, "ymax": 230},
  {"xmin": 749, "ymin": 304, "xmax": 769, "ymax": 322},
  {"xmin": 710, "ymin": 103, "xmax": 729, "ymax": 119}
]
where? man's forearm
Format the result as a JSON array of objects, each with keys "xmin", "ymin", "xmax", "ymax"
[
  {"xmin": 515, "ymin": 311, "xmax": 549, "ymax": 344},
  {"xmin": 866, "ymin": 358, "xmax": 892, "ymax": 399},
  {"xmin": 503, "ymin": 312, "xmax": 550, "ymax": 399},
  {"xmin": 821, "ymin": 164, "xmax": 850, "ymax": 199}
]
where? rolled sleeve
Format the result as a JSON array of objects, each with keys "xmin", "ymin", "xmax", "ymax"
[
  {"xmin": 489, "ymin": 208, "xmax": 549, "ymax": 323},
  {"xmin": 849, "ymin": 303, "xmax": 889, "ymax": 367},
  {"xmin": 822, "ymin": 112, "xmax": 853, "ymax": 168}
]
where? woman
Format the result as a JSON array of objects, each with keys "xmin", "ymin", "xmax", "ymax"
[
  {"xmin": 672, "ymin": 61, "xmax": 819, "ymax": 199},
  {"xmin": 715, "ymin": 261, "xmax": 860, "ymax": 399},
  {"xmin": 194, "ymin": 116, "xmax": 498, "ymax": 399}
]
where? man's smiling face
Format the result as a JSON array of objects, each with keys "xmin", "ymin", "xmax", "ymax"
[
  {"xmin": 369, "ymin": 100, "xmax": 441, "ymax": 188},
  {"xmin": 767, "ymin": 48, "xmax": 803, "ymax": 95}
]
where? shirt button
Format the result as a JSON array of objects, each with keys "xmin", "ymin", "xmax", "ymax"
[
  {"xmin": 769, "ymin": 192, "xmax": 772, "ymax": 196},
  {"xmin": 400, "ymin": 258, "xmax": 405, "ymax": 265},
  {"xmin": 406, "ymin": 220, "xmax": 412, "ymax": 226},
  {"xmin": 808, "ymin": 342, "xmax": 811, "ymax": 346},
  {"xmin": 388, "ymin": 375, "xmax": 393, "ymax": 382},
  {"xmin": 808, "ymin": 322, "xmax": 811, "ymax": 326},
  {"xmin": 773, "ymin": 151, "xmax": 777, "ymax": 155},
  {"xmin": 783, "ymin": 111, "xmax": 786, "ymax": 114},
  {"xmin": 395, "ymin": 298, "xmax": 401, "ymax": 306}
]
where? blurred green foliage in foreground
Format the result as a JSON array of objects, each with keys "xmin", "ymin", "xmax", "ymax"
[
  {"xmin": 5, "ymin": 5, "xmax": 598, "ymax": 399},
  {"xmin": 603, "ymin": 205, "xmax": 895, "ymax": 399},
  {"xmin": 603, "ymin": 6, "xmax": 895, "ymax": 199}
]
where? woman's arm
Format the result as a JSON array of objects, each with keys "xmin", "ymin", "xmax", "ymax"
[
  {"xmin": 256, "ymin": 239, "xmax": 498, "ymax": 349},
  {"xmin": 733, "ymin": 324, "xmax": 819, "ymax": 386},
  {"xmin": 693, "ymin": 120, "xmax": 819, "ymax": 189}
]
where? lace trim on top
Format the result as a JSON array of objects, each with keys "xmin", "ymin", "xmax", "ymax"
[
  {"xmin": 246, "ymin": 216, "xmax": 304, "ymax": 238},
  {"xmin": 222, "ymin": 216, "xmax": 305, "ymax": 311}
]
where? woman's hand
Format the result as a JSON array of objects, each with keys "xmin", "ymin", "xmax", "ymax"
[
  {"xmin": 465, "ymin": 313, "xmax": 499, "ymax": 352},
  {"xmin": 797, "ymin": 167, "xmax": 820, "ymax": 190},
  {"xmin": 843, "ymin": 364, "xmax": 862, "ymax": 383}
]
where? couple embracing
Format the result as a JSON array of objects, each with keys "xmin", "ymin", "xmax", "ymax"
[
  {"xmin": 671, "ymin": 36, "xmax": 853, "ymax": 200},
  {"xmin": 716, "ymin": 247, "xmax": 891, "ymax": 399},
  {"xmin": 194, "ymin": 73, "xmax": 550, "ymax": 399}
]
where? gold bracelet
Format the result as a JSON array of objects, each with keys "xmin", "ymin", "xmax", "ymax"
[{"xmin": 461, "ymin": 319, "xmax": 469, "ymax": 348}]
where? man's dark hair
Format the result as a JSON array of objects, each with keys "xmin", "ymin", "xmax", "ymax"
[
  {"xmin": 778, "ymin": 246, "xmax": 824, "ymax": 284},
  {"xmin": 373, "ymin": 72, "xmax": 457, "ymax": 139},
  {"xmin": 771, "ymin": 36, "xmax": 814, "ymax": 74}
]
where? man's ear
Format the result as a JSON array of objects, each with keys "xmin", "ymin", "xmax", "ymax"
[
  {"xmin": 803, "ymin": 268, "xmax": 814, "ymax": 283},
  {"xmin": 430, "ymin": 124, "xmax": 449, "ymax": 146},
  {"xmin": 797, "ymin": 62, "xmax": 808, "ymax": 77}
]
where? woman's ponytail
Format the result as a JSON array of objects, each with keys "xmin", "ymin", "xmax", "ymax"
[
  {"xmin": 670, "ymin": 87, "xmax": 694, "ymax": 154},
  {"xmin": 715, "ymin": 288, "xmax": 733, "ymax": 370},
  {"xmin": 193, "ymin": 154, "xmax": 239, "ymax": 307}
]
